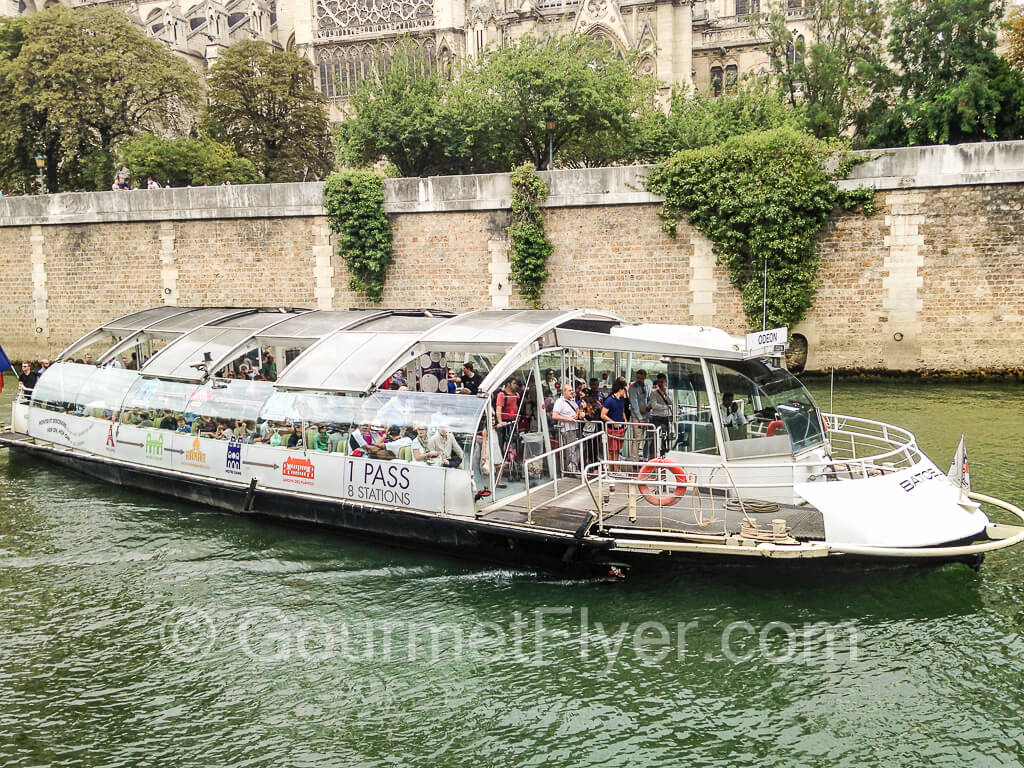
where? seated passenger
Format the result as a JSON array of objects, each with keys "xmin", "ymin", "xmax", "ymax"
[
  {"xmin": 328, "ymin": 424, "xmax": 345, "ymax": 453},
  {"xmin": 175, "ymin": 417, "xmax": 190, "ymax": 434},
  {"xmin": 313, "ymin": 424, "xmax": 330, "ymax": 451},
  {"xmin": 376, "ymin": 425, "xmax": 411, "ymax": 455},
  {"xmin": 197, "ymin": 415, "xmax": 217, "ymax": 435},
  {"xmin": 269, "ymin": 426, "xmax": 285, "ymax": 447},
  {"xmin": 428, "ymin": 425, "xmax": 463, "ymax": 468},
  {"xmin": 137, "ymin": 411, "xmax": 154, "ymax": 428},
  {"xmin": 411, "ymin": 425, "xmax": 437, "ymax": 463},
  {"xmin": 287, "ymin": 424, "xmax": 303, "ymax": 449}
]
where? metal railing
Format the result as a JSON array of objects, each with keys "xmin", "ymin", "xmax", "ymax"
[
  {"xmin": 823, "ymin": 412, "xmax": 924, "ymax": 470},
  {"xmin": 523, "ymin": 430, "xmax": 604, "ymax": 524}
]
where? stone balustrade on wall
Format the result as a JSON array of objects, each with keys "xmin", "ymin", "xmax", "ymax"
[{"xmin": 0, "ymin": 141, "xmax": 1023, "ymax": 373}]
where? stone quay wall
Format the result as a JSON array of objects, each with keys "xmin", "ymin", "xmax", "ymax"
[{"xmin": 1, "ymin": 140, "xmax": 1024, "ymax": 373}]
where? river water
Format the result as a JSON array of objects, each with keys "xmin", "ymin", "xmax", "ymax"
[{"xmin": 0, "ymin": 376, "xmax": 1022, "ymax": 767}]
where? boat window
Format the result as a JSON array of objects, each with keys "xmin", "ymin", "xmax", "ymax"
[
  {"xmin": 30, "ymin": 362, "xmax": 101, "ymax": 414},
  {"xmin": 121, "ymin": 378, "xmax": 199, "ymax": 429},
  {"xmin": 258, "ymin": 389, "xmax": 486, "ymax": 458},
  {"xmin": 184, "ymin": 379, "xmax": 276, "ymax": 441},
  {"xmin": 666, "ymin": 358, "xmax": 719, "ymax": 455},
  {"xmin": 74, "ymin": 367, "xmax": 140, "ymax": 418},
  {"xmin": 710, "ymin": 360, "xmax": 824, "ymax": 455}
]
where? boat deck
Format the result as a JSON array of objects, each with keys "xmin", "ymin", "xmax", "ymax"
[{"xmin": 481, "ymin": 482, "xmax": 826, "ymax": 540}]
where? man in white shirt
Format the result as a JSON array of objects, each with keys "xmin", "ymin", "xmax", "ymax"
[
  {"xmin": 720, "ymin": 393, "xmax": 748, "ymax": 428},
  {"xmin": 552, "ymin": 388, "xmax": 582, "ymax": 472}
]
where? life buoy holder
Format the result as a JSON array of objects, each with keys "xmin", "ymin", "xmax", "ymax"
[
  {"xmin": 766, "ymin": 419, "xmax": 784, "ymax": 437},
  {"xmin": 637, "ymin": 458, "xmax": 691, "ymax": 507}
]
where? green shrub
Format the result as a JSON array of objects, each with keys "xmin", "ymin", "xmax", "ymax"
[
  {"xmin": 323, "ymin": 170, "xmax": 393, "ymax": 302},
  {"xmin": 117, "ymin": 134, "xmax": 258, "ymax": 187},
  {"xmin": 647, "ymin": 127, "xmax": 874, "ymax": 329},
  {"xmin": 507, "ymin": 163, "xmax": 553, "ymax": 307}
]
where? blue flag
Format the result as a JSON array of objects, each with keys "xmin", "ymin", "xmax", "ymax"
[{"xmin": 0, "ymin": 345, "xmax": 10, "ymax": 393}]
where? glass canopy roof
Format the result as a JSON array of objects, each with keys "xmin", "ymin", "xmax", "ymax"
[{"xmin": 62, "ymin": 307, "xmax": 623, "ymax": 392}]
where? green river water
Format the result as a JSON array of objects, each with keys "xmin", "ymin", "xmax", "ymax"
[{"xmin": 0, "ymin": 375, "xmax": 1022, "ymax": 767}]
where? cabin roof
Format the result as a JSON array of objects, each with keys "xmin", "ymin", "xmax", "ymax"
[{"xmin": 60, "ymin": 307, "xmax": 770, "ymax": 391}]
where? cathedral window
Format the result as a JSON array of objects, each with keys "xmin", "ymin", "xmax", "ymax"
[
  {"xmin": 725, "ymin": 64, "xmax": 738, "ymax": 93},
  {"xmin": 710, "ymin": 66, "xmax": 723, "ymax": 97}
]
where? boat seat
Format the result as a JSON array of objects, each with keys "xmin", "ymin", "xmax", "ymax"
[{"xmin": 398, "ymin": 445, "xmax": 414, "ymax": 462}]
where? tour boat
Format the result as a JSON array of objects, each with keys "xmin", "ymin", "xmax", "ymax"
[{"xmin": 2, "ymin": 306, "xmax": 1022, "ymax": 576}]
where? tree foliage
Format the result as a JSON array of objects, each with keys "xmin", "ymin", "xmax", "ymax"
[
  {"xmin": 858, "ymin": 0, "xmax": 1024, "ymax": 146},
  {"xmin": 0, "ymin": 5, "xmax": 200, "ymax": 193},
  {"xmin": 507, "ymin": 163, "xmax": 553, "ymax": 307},
  {"xmin": 1004, "ymin": 7, "xmax": 1024, "ymax": 71},
  {"xmin": 205, "ymin": 41, "xmax": 334, "ymax": 182},
  {"xmin": 338, "ymin": 40, "xmax": 505, "ymax": 177},
  {"xmin": 647, "ymin": 128, "xmax": 874, "ymax": 329},
  {"xmin": 660, "ymin": 79, "xmax": 806, "ymax": 152},
  {"xmin": 323, "ymin": 170, "xmax": 393, "ymax": 302},
  {"xmin": 117, "ymin": 134, "xmax": 259, "ymax": 187},
  {"xmin": 337, "ymin": 33, "xmax": 654, "ymax": 173},
  {"xmin": 764, "ymin": 0, "xmax": 885, "ymax": 138}
]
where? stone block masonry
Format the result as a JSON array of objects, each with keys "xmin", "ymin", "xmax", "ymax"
[{"xmin": 1, "ymin": 141, "xmax": 1023, "ymax": 372}]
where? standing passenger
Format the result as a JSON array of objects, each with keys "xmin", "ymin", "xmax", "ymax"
[{"xmin": 601, "ymin": 380, "xmax": 628, "ymax": 473}]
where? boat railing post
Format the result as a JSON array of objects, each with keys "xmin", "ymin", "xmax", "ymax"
[{"xmin": 525, "ymin": 457, "xmax": 533, "ymax": 525}]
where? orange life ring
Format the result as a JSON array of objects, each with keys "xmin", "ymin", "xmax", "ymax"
[
  {"xmin": 637, "ymin": 458, "xmax": 690, "ymax": 507},
  {"xmin": 766, "ymin": 419, "xmax": 784, "ymax": 437}
]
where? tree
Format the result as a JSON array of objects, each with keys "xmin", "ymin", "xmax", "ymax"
[
  {"xmin": 117, "ymin": 134, "xmax": 259, "ymax": 187},
  {"xmin": 338, "ymin": 40, "xmax": 506, "ymax": 177},
  {"xmin": 0, "ymin": 5, "xmax": 200, "ymax": 192},
  {"xmin": 461, "ymin": 33, "xmax": 652, "ymax": 170},
  {"xmin": 660, "ymin": 78, "xmax": 806, "ymax": 153},
  {"xmin": 205, "ymin": 41, "xmax": 334, "ymax": 182},
  {"xmin": 764, "ymin": 0, "xmax": 886, "ymax": 139},
  {"xmin": 1006, "ymin": 7, "xmax": 1024, "ymax": 71},
  {"xmin": 860, "ymin": 0, "xmax": 1024, "ymax": 146}
]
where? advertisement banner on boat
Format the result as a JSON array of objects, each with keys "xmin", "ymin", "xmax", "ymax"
[
  {"xmin": 342, "ymin": 456, "xmax": 445, "ymax": 513},
  {"xmin": 27, "ymin": 410, "xmax": 97, "ymax": 449},
  {"xmin": 745, "ymin": 327, "xmax": 788, "ymax": 357}
]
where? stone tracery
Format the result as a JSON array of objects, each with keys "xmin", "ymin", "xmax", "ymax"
[{"xmin": 315, "ymin": 0, "xmax": 434, "ymax": 39}]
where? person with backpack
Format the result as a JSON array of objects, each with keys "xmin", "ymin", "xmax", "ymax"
[{"xmin": 495, "ymin": 378, "xmax": 520, "ymax": 457}]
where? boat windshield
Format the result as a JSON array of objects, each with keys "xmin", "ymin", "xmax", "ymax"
[{"xmin": 710, "ymin": 359, "xmax": 824, "ymax": 454}]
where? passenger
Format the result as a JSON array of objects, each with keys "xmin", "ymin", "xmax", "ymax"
[
  {"xmin": 137, "ymin": 411, "xmax": 154, "ymax": 428},
  {"xmin": 16, "ymin": 362, "xmax": 39, "ymax": 397},
  {"xmin": 213, "ymin": 423, "xmax": 227, "ymax": 440},
  {"xmin": 327, "ymin": 423, "xmax": 345, "ymax": 453},
  {"xmin": 313, "ymin": 424, "xmax": 330, "ymax": 451},
  {"xmin": 495, "ymin": 378, "xmax": 520, "ymax": 455},
  {"xmin": 650, "ymin": 373, "xmax": 673, "ymax": 456},
  {"xmin": 429, "ymin": 424, "xmax": 464, "ymax": 468},
  {"xmin": 411, "ymin": 425, "xmax": 436, "ymax": 463},
  {"xmin": 269, "ymin": 426, "xmax": 285, "ymax": 447},
  {"xmin": 349, "ymin": 424, "xmax": 372, "ymax": 454},
  {"xmin": 261, "ymin": 352, "xmax": 277, "ymax": 382},
  {"xmin": 458, "ymin": 361, "xmax": 482, "ymax": 394},
  {"xmin": 587, "ymin": 378, "xmax": 602, "ymax": 403},
  {"xmin": 175, "ymin": 417, "xmax": 190, "ymax": 434},
  {"xmin": 254, "ymin": 418, "xmax": 270, "ymax": 443},
  {"xmin": 39, "ymin": 359, "xmax": 50, "ymax": 372},
  {"xmin": 286, "ymin": 423, "xmax": 303, "ymax": 448},
  {"xmin": 628, "ymin": 370, "xmax": 652, "ymax": 460},
  {"xmin": 376, "ymin": 425, "xmax": 411, "ymax": 455},
  {"xmin": 84, "ymin": 353, "xmax": 95, "ymax": 366},
  {"xmin": 197, "ymin": 415, "xmax": 217, "ymax": 435},
  {"xmin": 445, "ymin": 368, "xmax": 460, "ymax": 394},
  {"xmin": 552, "ymin": 385, "xmax": 583, "ymax": 472},
  {"xmin": 601, "ymin": 380, "xmax": 628, "ymax": 472}
]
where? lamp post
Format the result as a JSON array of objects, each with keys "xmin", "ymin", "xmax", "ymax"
[
  {"xmin": 544, "ymin": 112, "xmax": 556, "ymax": 170},
  {"xmin": 34, "ymin": 153, "xmax": 46, "ymax": 195}
]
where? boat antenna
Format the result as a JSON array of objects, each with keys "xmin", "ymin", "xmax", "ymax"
[
  {"xmin": 829, "ymin": 366, "xmax": 835, "ymax": 414},
  {"xmin": 761, "ymin": 253, "xmax": 768, "ymax": 331}
]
